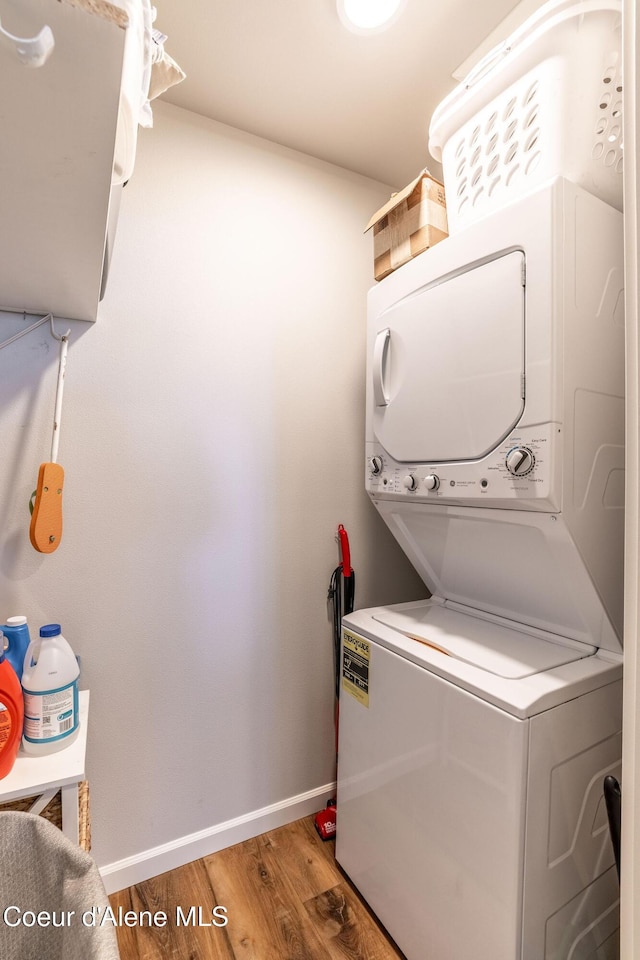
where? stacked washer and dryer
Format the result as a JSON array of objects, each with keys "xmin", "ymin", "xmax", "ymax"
[{"xmin": 336, "ymin": 2, "xmax": 625, "ymax": 959}]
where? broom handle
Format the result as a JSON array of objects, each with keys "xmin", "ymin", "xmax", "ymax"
[{"xmin": 50, "ymin": 335, "xmax": 68, "ymax": 464}]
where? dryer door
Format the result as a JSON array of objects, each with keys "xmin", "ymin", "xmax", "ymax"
[{"xmin": 371, "ymin": 251, "xmax": 525, "ymax": 463}]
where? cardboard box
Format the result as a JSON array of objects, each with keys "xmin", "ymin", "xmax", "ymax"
[{"xmin": 365, "ymin": 170, "xmax": 448, "ymax": 281}]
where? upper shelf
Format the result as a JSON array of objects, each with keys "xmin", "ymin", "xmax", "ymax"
[{"xmin": 0, "ymin": 0, "xmax": 129, "ymax": 323}]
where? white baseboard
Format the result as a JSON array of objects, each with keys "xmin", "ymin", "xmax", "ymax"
[{"xmin": 99, "ymin": 781, "xmax": 336, "ymax": 895}]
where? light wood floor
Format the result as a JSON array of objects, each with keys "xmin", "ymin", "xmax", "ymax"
[{"xmin": 110, "ymin": 814, "xmax": 406, "ymax": 960}]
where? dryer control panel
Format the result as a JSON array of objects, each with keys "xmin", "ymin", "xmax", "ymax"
[{"xmin": 366, "ymin": 423, "xmax": 559, "ymax": 511}]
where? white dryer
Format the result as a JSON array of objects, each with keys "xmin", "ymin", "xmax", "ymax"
[
  {"xmin": 336, "ymin": 177, "xmax": 624, "ymax": 959},
  {"xmin": 364, "ymin": 177, "xmax": 624, "ymax": 650}
]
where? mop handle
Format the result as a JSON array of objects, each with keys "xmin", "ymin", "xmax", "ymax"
[
  {"xmin": 338, "ymin": 524, "xmax": 351, "ymax": 576},
  {"xmin": 50, "ymin": 334, "xmax": 68, "ymax": 464}
]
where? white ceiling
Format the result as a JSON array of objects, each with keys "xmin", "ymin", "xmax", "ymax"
[{"xmin": 155, "ymin": 0, "xmax": 542, "ymax": 188}]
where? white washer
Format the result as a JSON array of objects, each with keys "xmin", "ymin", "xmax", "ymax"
[
  {"xmin": 336, "ymin": 178, "xmax": 624, "ymax": 959},
  {"xmin": 337, "ymin": 601, "xmax": 621, "ymax": 960}
]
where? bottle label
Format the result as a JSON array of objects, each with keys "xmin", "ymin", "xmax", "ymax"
[
  {"xmin": 23, "ymin": 680, "xmax": 79, "ymax": 744},
  {"xmin": 0, "ymin": 702, "xmax": 11, "ymax": 751}
]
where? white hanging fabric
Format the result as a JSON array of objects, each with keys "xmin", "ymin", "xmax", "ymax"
[{"xmin": 110, "ymin": 1, "xmax": 186, "ymax": 185}]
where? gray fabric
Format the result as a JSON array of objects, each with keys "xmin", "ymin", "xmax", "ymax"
[{"xmin": 0, "ymin": 811, "xmax": 120, "ymax": 960}]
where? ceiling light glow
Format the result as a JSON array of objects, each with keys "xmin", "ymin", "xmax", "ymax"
[{"xmin": 337, "ymin": 0, "xmax": 406, "ymax": 33}]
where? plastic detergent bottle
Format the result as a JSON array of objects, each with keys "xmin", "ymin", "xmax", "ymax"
[
  {"xmin": 2, "ymin": 616, "xmax": 31, "ymax": 682},
  {"xmin": 0, "ymin": 635, "xmax": 24, "ymax": 778},
  {"xmin": 21, "ymin": 624, "xmax": 80, "ymax": 755}
]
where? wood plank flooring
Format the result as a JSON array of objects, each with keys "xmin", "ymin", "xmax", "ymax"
[{"xmin": 110, "ymin": 815, "xmax": 406, "ymax": 960}]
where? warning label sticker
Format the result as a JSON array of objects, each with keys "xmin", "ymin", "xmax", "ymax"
[{"xmin": 342, "ymin": 630, "xmax": 370, "ymax": 707}]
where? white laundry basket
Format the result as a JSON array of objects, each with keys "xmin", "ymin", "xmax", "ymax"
[{"xmin": 428, "ymin": 0, "xmax": 622, "ymax": 233}]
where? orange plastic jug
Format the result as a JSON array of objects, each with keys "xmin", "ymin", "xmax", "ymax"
[{"xmin": 0, "ymin": 637, "xmax": 24, "ymax": 779}]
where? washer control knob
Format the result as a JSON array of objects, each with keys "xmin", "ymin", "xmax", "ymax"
[
  {"xmin": 505, "ymin": 447, "xmax": 535, "ymax": 476},
  {"xmin": 403, "ymin": 474, "xmax": 417, "ymax": 492},
  {"xmin": 369, "ymin": 456, "xmax": 383, "ymax": 476},
  {"xmin": 423, "ymin": 474, "xmax": 440, "ymax": 491}
]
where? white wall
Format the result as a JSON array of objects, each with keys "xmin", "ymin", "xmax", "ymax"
[
  {"xmin": 0, "ymin": 102, "xmax": 425, "ymax": 888},
  {"xmin": 621, "ymin": 0, "xmax": 639, "ymax": 953}
]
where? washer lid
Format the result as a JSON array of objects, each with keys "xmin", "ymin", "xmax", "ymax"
[
  {"xmin": 373, "ymin": 600, "xmax": 594, "ymax": 679},
  {"xmin": 371, "ymin": 250, "xmax": 525, "ymax": 463}
]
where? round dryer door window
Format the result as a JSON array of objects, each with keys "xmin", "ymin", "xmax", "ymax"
[{"xmin": 371, "ymin": 251, "xmax": 525, "ymax": 463}]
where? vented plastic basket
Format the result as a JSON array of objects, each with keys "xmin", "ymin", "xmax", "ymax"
[{"xmin": 428, "ymin": 0, "xmax": 622, "ymax": 234}]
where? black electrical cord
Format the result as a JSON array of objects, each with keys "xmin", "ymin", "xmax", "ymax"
[
  {"xmin": 328, "ymin": 565, "xmax": 342, "ymax": 699},
  {"xmin": 328, "ymin": 564, "xmax": 356, "ymax": 699}
]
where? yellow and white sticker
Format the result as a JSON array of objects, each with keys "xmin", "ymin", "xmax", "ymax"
[{"xmin": 342, "ymin": 629, "xmax": 370, "ymax": 707}]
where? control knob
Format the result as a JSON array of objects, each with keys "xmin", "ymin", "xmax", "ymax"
[
  {"xmin": 505, "ymin": 447, "xmax": 535, "ymax": 476},
  {"xmin": 369, "ymin": 456, "xmax": 383, "ymax": 476},
  {"xmin": 423, "ymin": 474, "xmax": 440, "ymax": 491},
  {"xmin": 403, "ymin": 475, "xmax": 417, "ymax": 491}
]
